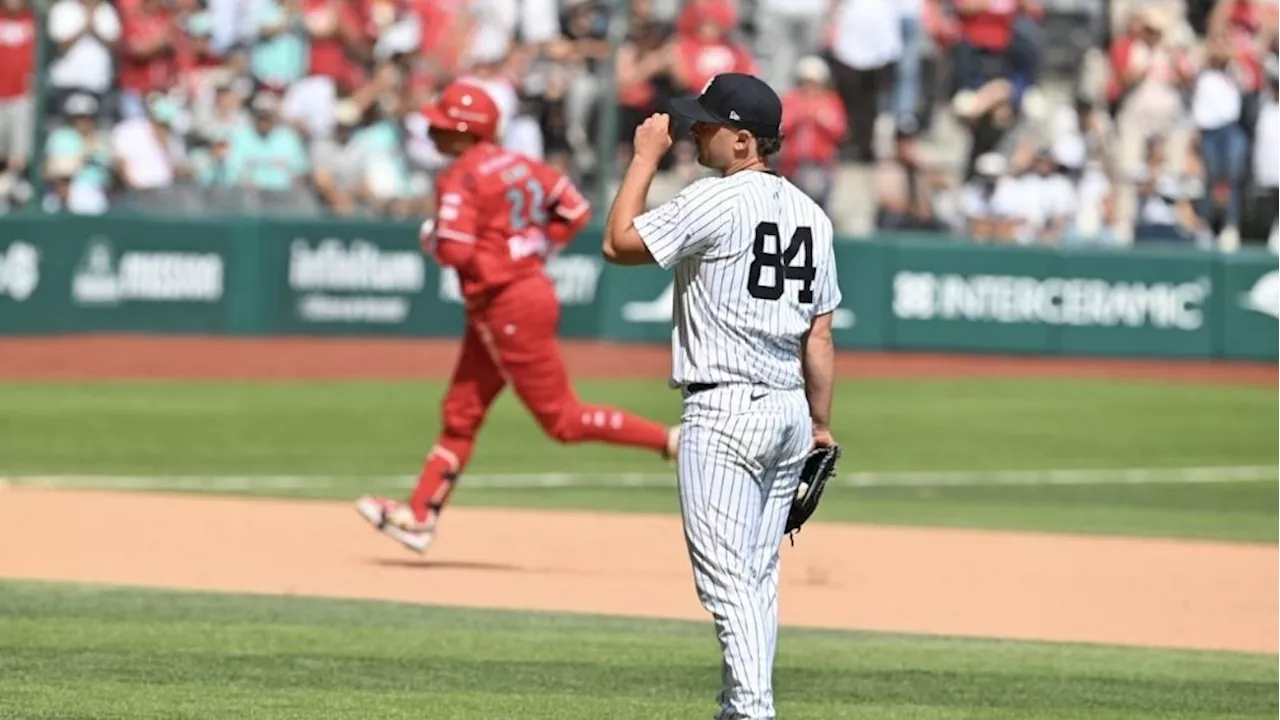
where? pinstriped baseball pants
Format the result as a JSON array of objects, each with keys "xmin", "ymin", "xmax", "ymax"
[{"xmin": 677, "ymin": 384, "xmax": 813, "ymax": 720}]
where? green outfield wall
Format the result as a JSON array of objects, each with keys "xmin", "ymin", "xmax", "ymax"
[{"xmin": 0, "ymin": 215, "xmax": 1274, "ymax": 359}]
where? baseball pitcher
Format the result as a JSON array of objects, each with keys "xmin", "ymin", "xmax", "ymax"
[
  {"xmin": 358, "ymin": 80, "xmax": 679, "ymax": 553},
  {"xmin": 602, "ymin": 73, "xmax": 842, "ymax": 719}
]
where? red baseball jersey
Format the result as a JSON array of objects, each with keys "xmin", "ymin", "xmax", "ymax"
[{"xmin": 425, "ymin": 142, "xmax": 591, "ymax": 300}]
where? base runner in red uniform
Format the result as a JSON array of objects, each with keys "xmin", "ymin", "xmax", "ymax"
[{"xmin": 357, "ymin": 81, "xmax": 678, "ymax": 553}]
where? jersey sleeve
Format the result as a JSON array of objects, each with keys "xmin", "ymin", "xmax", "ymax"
[
  {"xmin": 430, "ymin": 168, "xmax": 481, "ymax": 269},
  {"xmin": 632, "ymin": 178, "xmax": 724, "ymax": 270},
  {"xmin": 539, "ymin": 163, "xmax": 591, "ymax": 247},
  {"xmin": 544, "ymin": 170, "xmax": 590, "ymax": 224},
  {"xmin": 812, "ymin": 220, "xmax": 842, "ymax": 316}
]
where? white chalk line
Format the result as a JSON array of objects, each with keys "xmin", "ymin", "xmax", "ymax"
[{"xmin": 0, "ymin": 466, "xmax": 1274, "ymax": 493}]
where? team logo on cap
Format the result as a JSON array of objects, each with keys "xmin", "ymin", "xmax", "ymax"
[
  {"xmin": 446, "ymin": 106, "xmax": 491, "ymax": 122},
  {"xmin": 729, "ymin": 110, "xmax": 740, "ymax": 121}
]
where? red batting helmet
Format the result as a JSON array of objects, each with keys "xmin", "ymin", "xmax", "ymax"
[{"xmin": 421, "ymin": 81, "xmax": 500, "ymax": 142}]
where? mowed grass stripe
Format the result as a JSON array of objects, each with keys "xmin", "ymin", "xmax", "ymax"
[
  {"xmin": 1, "ymin": 615, "xmax": 1268, "ymax": 681},
  {"xmin": 2, "ymin": 646, "xmax": 1267, "ymax": 713},
  {"xmin": 11, "ymin": 683, "xmax": 1250, "ymax": 720},
  {"xmin": 0, "ymin": 378, "xmax": 1273, "ymax": 541},
  {"xmin": 0, "ymin": 682, "xmax": 722, "ymax": 720},
  {"xmin": 0, "ymin": 581, "xmax": 1273, "ymax": 720},
  {"xmin": 0, "ymin": 378, "xmax": 1272, "ymax": 475}
]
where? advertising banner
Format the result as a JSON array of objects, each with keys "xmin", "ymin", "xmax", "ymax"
[
  {"xmin": 62, "ymin": 216, "xmax": 237, "ymax": 333},
  {"xmin": 887, "ymin": 243, "xmax": 1057, "ymax": 353},
  {"xmin": 0, "ymin": 215, "xmax": 1272, "ymax": 361},
  {"xmin": 0, "ymin": 218, "xmax": 58, "ymax": 333},
  {"xmin": 596, "ymin": 263, "xmax": 674, "ymax": 344},
  {"xmin": 1219, "ymin": 252, "xmax": 1279, "ymax": 359},
  {"xmin": 830, "ymin": 242, "xmax": 887, "ymax": 349},
  {"xmin": 260, "ymin": 220, "xmax": 457, "ymax": 336},
  {"xmin": 1051, "ymin": 249, "xmax": 1217, "ymax": 357}
]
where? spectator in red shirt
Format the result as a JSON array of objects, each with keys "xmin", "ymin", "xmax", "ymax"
[
  {"xmin": 1208, "ymin": 0, "xmax": 1275, "ymax": 92},
  {"xmin": 1210, "ymin": 0, "xmax": 1271, "ymax": 39},
  {"xmin": 176, "ymin": 11, "xmax": 221, "ymax": 74},
  {"xmin": 281, "ymin": 0, "xmax": 372, "ymax": 140},
  {"xmin": 951, "ymin": 0, "xmax": 1040, "ymax": 105},
  {"xmin": 119, "ymin": 0, "xmax": 179, "ymax": 118},
  {"xmin": 778, "ymin": 56, "xmax": 846, "ymax": 209},
  {"xmin": 667, "ymin": 0, "xmax": 755, "ymax": 178},
  {"xmin": 304, "ymin": 0, "xmax": 370, "ymax": 88},
  {"xmin": 956, "ymin": 0, "xmax": 1019, "ymax": 52},
  {"xmin": 410, "ymin": 0, "xmax": 469, "ymax": 78},
  {"xmin": 675, "ymin": 0, "xmax": 739, "ymax": 38},
  {"xmin": 670, "ymin": 0, "xmax": 756, "ymax": 95},
  {"xmin": 170, "ymin": 10, "xmax": 224, "ymax": 129},
  {"xmin": 0, "ymin": 0, "xmax": 36, "ymax": 179}
]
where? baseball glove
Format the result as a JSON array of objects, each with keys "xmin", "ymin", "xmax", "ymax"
[{"xmin": 785, "ymin": 444, "xmax": 842, "ymax": 542}]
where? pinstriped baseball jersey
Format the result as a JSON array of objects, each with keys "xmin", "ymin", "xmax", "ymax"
[
  {"xmin": 633, "ymin": 171, "xmax": 841, "ymax": 390},
  {"xmin": 634, "ymin": 167, "xmax": 839, "ymax": 720}
]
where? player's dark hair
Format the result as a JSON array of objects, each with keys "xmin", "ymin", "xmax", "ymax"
[{"xmin": 755, "ymin": 133, "xmax": 784, "ymax": 159}]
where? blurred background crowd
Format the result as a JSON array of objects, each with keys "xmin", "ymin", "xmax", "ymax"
[{"xmin": 0, "ymin": 0, "xmax": 1276, "ymax": 249}]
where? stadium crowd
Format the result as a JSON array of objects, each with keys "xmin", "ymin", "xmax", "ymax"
[{"xmin": 0, "ymin": 0, "xmax": 1275, "ymax": 249}]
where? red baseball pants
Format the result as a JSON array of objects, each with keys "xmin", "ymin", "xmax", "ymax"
[{"xmin": 409, "ymin": 273, "xmax": 669, "ymax": 520}]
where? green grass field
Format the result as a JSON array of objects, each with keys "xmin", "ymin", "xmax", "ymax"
[
  {"xmin": 1, "ymin": 376, "xmax": 1275, "ymax": 718},
  {"xmin": 0, "ymin": 378, "xmax": 1275, "ymax": 541},
  {"xmin": 0, "ymin": 581, "xmax": 1274, "ymax": 720}
]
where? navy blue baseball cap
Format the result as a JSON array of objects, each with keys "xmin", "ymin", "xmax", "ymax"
[{"xmin": 670, "ymin": 73, "xmax": 782, "ymax": 140}]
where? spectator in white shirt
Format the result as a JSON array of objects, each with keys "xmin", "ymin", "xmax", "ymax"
[
  {"xmin": 1049, "ymin": 134, "xmax": 1116, "ymax": 245},
  {"xmin": 1133, "ymin": 136, "xmax": 1203, "ymax": 244},
  {"xmin": 1014, "ymin": 145, "xmax": 1078, "ymax": 245},
  {"xmin": 1251, "ymin": 54, "xmax": 1278, "ymax": 249},
  {"xmin": 111, "ymin": 95, "xmax": 189, "ymax": 191},
  {"xmin": 961, "ymin": 152, "xmax": 1021, "ymax": 243},
  {"xmin": 42, "ymin": 154, "xmax": 107, "ymax": 214},
  {"xmin": 310, "ymin": 99, "xmax": 368, "ymax": 215},
  {"xmin": 192, "ymin": 72, "xmax": 251, "ymax": 144},
  {"xmin": 1050, "ymin": 94, "xmax": 1116, "ymax": 170},
  {"xmin": 457, "ymin": 29, "xmax": 519, "ymax": 144},
  {"xmin": 1249, "ymin": 51, "xmax": 1280, "ymax": 190},
  {"xmin": 505, "ymin": 92, "xmax": 546, "ymax": 161},
  {"xmin": 827, "ymin": 0, "xmax": 901, "ymax": 162},
  {"xmin": 992, "ymin": 153, "xmax": 1039, "ymax": 245},
  {"xmin": 754, "ymin": 0, "xmax": 827, "ymax": 94},
  {"xmin": 207, "ymin": 0, "xmax": 264, "ymax": 55},
  {"xmin": 1105, "ymin": 5, "xmax": 1196, "ymax": 243},
  {"xmin": 47, "ymin": 0, "xmax": 121, "ymax": 103},
  {"xmin": 1192, "ymin": 32, "xmax": 1251, "ymax": 250}
]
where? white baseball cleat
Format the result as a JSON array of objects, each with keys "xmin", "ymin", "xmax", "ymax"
[{"xmin": 355, "ymin": 495, "xmax": 435, "ymax": 553}]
